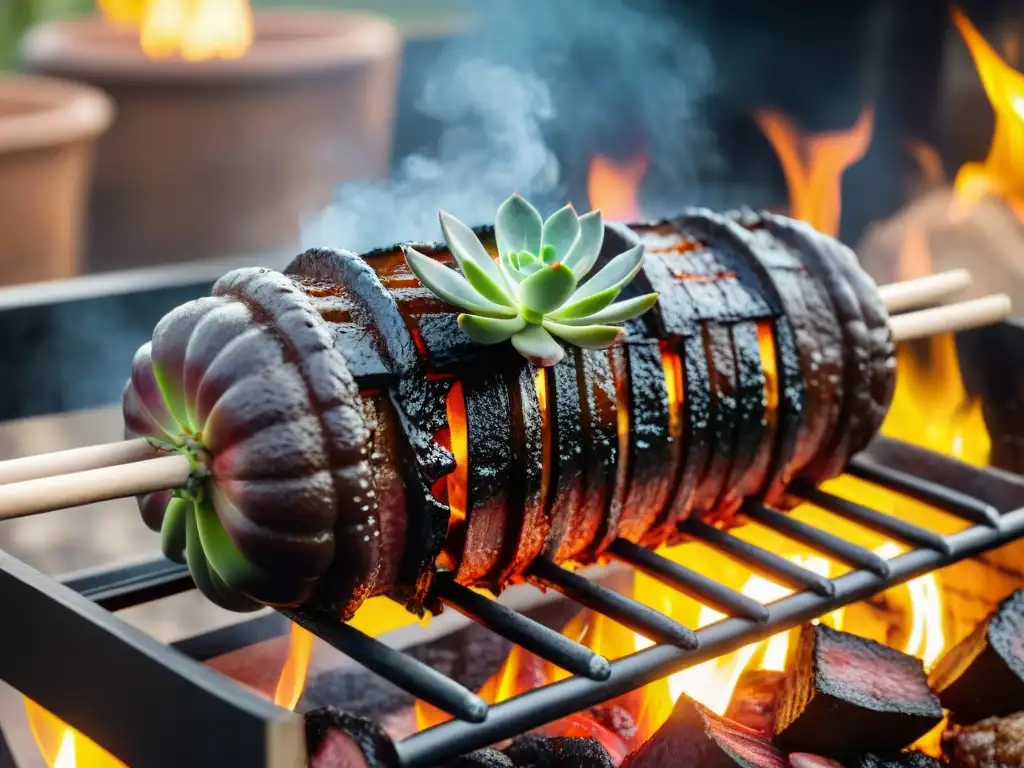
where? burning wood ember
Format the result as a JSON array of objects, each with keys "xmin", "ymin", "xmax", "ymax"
[
  {"xmin": 503, "ymin": 735, "xmax": 615, "ymax": 768},
  {"xmin": 774, "ymin": 625, "xmax": 943, "ymax": 758},
  {"xmin": 304, "ymin": 707, "xmax": 398, "ymax": 768},
  {"xmin": 942, "ymin": 711, "xmax": 1024, "ymax": 768},
  {"xmin": 849, "ymin": 753, "xmax": 944, "ymax": 768},
  {"xmin": 620, "ymin": 694, "xmax": 786, "ymax": 768},
  {"xmin": 929, "ymin": 590, "xmax": 1024, "ymax": 725},
  {"xmin": 725, "ymin": 669, "xmax": 787, "ymax": 736}
]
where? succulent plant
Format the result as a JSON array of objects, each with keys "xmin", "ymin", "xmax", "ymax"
[{"xmin": 402, "ymin": 194, "xmax": 659, "ymax": 367}]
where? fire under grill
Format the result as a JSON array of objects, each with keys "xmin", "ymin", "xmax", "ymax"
[{"xmin": 2, "ymin": 435, "xmax": 1024, "ymax": 767}]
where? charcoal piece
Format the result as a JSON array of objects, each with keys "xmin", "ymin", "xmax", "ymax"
[
  {"xmin": 942, "ymin": 710, "xmax": 1024, "ymax": 768},
  {"xmin": 586, "ymin": 703, "xmax": 639, "ymax": 745},
  {"xmin": 788, "ymin": 755, "xmax": 844, "ymax": 768},
  {"xmin": 503, "ymin": 735, "xmax": 615, "ymax": 768},
  {"xmin": 774, "ymin": 625, "xmax": 943, "ymax": 758},
  {"xmin": 621, "ymin": 694, "xmax": 786, "ymax": 768},
  {"xmin": 724, "ymin": 669, "xmax": 785, "ymax": 736},
  {"xmin": 304, "ymin": 707, "xmax": 398, "ymax": 768},
  {"xmin": 850, "ymin": 752, "xmax": 944, "ymax": 768},
  {"xmin": 444, "ymin": 748, "xmax": 515, "ymax": 768},
  {"xmin": 929, "ymin": 590, "xmax": 1024, "ymax": 725}
]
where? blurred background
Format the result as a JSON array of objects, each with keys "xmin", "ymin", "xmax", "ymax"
[{"xmin": 0, "ymin": 0, "xmax": 1023, "ymax": 632}]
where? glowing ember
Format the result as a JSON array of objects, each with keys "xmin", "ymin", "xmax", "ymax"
[
  {"xmin": 755, "ymin": 106, "xmax": 874, "ymax": 237},
  {"xmin": 950, "ymin": 6, "xmax": 1024, "ymax": 221},
  {"xmin": 97, "ymin": 0, "xmax": 254, "ymax": 61},
  {"xmin": 588, "ymin": 151, "xmax": 649, "ymax": 221}
]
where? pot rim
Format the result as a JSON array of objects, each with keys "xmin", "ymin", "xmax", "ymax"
[
  {"xmin": 21, "ymin": 10, "xmax": 402, "ymax": 83},
  {"xmin": 0, "ymin": 74, "xmax": 114, "ymax": 153}
]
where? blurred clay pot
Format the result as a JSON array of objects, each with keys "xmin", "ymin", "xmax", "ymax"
[
  {"xmin": 0, "ymin": 75, "xmax": 113, "ymax": 284},
  {"xmin": 23, "ymin": 11, "xmax": 401, "ymax": 272}
]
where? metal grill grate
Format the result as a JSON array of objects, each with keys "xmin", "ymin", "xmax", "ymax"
[{"xmin": 4, "ymin": 437, "xmax": 1024, "ymax": 768}]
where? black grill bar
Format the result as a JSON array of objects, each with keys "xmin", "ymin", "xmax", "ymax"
[
  {"xmin": 845, "ymin": 456, "xmax": 1002, "ymax": 528},
  {"xmin": 434, "ymin": 574, "xmax": 612, "ymax": 681},
  {"xmin": 526, "ymin": 558, "xmax": 699, "ymax": 649},
  {"xmin": 63, "ymin": 558, "xmax": 193, "ymax": 611},
  {"xmin": 281, "ymin": 606, "xmax": 490, "ymax": 724},
  {"xmin": 742, "ymin": 502, "xmax": 893, "ymax": 577},
  {"xmin": 396, "ymin": 504, "xmax": 1024, "ymax": 767},
  {"xmin": 680, "ymin": 519, "xmax": 837, "ymax": 596},
  {"xmin": 790, "ymin": 482, "xmax": 952, "ymax": 555},
  {"xmin": 607, "ymin": 538, "xmax": 770, "ymax": 623}
]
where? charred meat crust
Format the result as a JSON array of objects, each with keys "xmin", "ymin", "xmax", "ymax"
[
  {"xmin": 543, "ymin": 352, "xmax": 587, "ymax": 561},
  {"xmin": 456, "ymin": 373, "xmax": 516, "ymax": 588},
  {"xmin": 610, "ymin": 340, "xmax": 674, "ymax": 544},
  {"xmin": 304, "ymin": 707, "xmax": 399, "ymax": 768},
  {"xmin": 498, "ymin": 363, "xmax": 549, "ymax": 584},
  {"xmin": 760, "ymin": 214, "xmax": 868, "ymax": 483},
  {"xmin": 730, "ymin": 321, "xmax": 771, "ymax": 505}
]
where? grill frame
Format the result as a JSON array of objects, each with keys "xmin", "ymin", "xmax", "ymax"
[{"xmin": 1, "ymin": 436, "xmax": 1023, "ymax": 767}]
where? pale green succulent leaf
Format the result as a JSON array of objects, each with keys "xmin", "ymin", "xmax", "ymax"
[
  {"xmin": 461, "ymin": 258, "xmax": 516, "ymax": 307},
  {"xmin": 539, "ymin": 244, "xmax": 557, "ymax": 264},
  {"xmin": 541, "ymin": 205, "xmax": 581, "ymax": 260},
  {"xmin": 563, "ymin": 210, "xmax": 605, "ymax": 278},
  {"xmin": 519, "ymin": 263, "xmax": 578, "ymax": 316},
  {"xmin": 458, "ymin": 314, "xmax": 527, "ymax": 344},
  {"xmin": 547, "ymin": 284, "xmax": 620, "ymax": 322},
  {"xmin": 495, "ymin": 193, "xmax": 543, "ymax": 259},
  {"xmin": 499, "ymin": 257, "xmax": 524, "ymax": 286},
  {"xmin": 404, "ymin": 247, "xmax": 518, "ymax": 319},
  {"xmin": 160, "ymin": 496, "xmax": 189, "ymax": 564},
  {"xmin": 518, "ymin": 251, "xmax": 537, "ymax": 267},
  {"xmin": 511, "ymin": 324, "xmax": 564, "ymax": 367},
  {"xmin": 520, "ymin": 259, "xmax": 544, "ymax": 276},
  {"xmin": 543, "ymin": 320, "xmax": 625, "ymax": 349},
  {"xmin": 567, "ymin": 243, "xmax": 645, "ymax": 304},
  {"xmin": 554, "ymin": 292, "xmax": 660, "ymax": 326},
  {"xmin": 185, "ymin": 503, "xmax": 261, "ymax": 612},
  {"xmin": 439, "ymin": 209, "xmax": 508, "ymax": 289}
]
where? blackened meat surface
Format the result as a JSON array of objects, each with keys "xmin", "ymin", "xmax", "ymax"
[
  {"xmin": 444, "ymin": 749, "xmax": 515, "ymax": 768},
  {"xmin": 304, "ymin": 707, "xmax": 398, "ymax": 768},
  {"xmin": 621, "ymin": 694, "xmax": 786, "ymax": 768},
  {"xmin": 942, "ymin": 711, "xmax": 1024, "ymax": 768},
  {"xmin": 930, "ymin": 590, "xmax": 1024, "ymax": 725},
  {"xmin": 775, "ymin": 625, "xmax": 943, "ymax": 758},
  {"xmin": 850, "ymin": 752, "xmax": 945, "ymax": 768},
  {"xmin": 503, "ymin": 735, "xmax": 615, "ymax": 768}
]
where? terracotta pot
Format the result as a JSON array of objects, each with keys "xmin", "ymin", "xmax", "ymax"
[
  {"xmin": 22, "ymin": 11, "xmax": 401, "ymax": 272},
  {"xmin": 0, "ymin": 75, "xmax": 113, "ymax": 284}
]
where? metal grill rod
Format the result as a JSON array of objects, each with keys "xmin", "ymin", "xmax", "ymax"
[{"xmin": 395, "ymin": 504, "xmax": 1024, "ymax": 767}]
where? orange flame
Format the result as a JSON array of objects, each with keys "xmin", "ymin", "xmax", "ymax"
[
  {"xmin": 274, "ymin": 622, "xmax": 315, "ymax": 710},
  {"xmin": 98, "ymin": 0, "xmax": 253, "ymax": 61},
  {"xmin": 587, "ymin": 151, "xmax": 649, "ymax": 221},
  {"xmin": 950, "ymin": 6, "xmax": 1024, "ymax": 220},
  {"xmin": 755, "ymin": 106, "xmax": 874, "ymax": 237}
]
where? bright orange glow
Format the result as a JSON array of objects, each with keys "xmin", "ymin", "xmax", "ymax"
[
  {"xmin": 587, "ymin": 151, "xmax": 648, "ymax": 221},
  {"xmin": 274, "ymin": 621, "xmax": 315, "ymax": 710},
  {"xmin": 98, "ymin": 0, "xmax": 254, "ymax": 61},
  {"xmin": 755, "ymin": 106, "xmax": 874, "ymax": 237},
  {"xmin": 23, "ymin": 698, "xmax": 126, "ymax": 768},
  {"xmin": 446, "ymin": 382, "xmax": 468, "ymax": 524},
  {"xmin": 950, "ymin": 6, "xmax": 1024, "ymax": 221}
]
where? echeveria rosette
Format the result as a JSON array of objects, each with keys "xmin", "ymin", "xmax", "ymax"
[
  {"xmin": 123, "ymin": 270, "xmax": 377, "ymax": 615},
  {"xmin": 402, "ymin": 194, "xmax": 659, "ymax": 366}
]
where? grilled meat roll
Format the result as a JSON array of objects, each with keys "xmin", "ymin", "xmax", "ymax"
[{"xmin": 123, "ymin": 209, "xmax": 895, "ymax": 618}]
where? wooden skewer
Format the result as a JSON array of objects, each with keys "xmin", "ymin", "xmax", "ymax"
[
  {"xmin": 878, "ymin": 269, "xmax": 972, "ymax": 313},
  {"xmin": 890, "ymin": 293, "xmax": 1013, "ymax": 342},
  {"xmin": 0, "ymin": 454, "xmax": 190, "ymax": 521},
  {"xmin": 0, "ymin": 437, "xmax": 157, "ymax": 486}
]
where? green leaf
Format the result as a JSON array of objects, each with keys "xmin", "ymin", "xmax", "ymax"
[
  {"xmin": 519, "ymin": 263, "xmax": 578, "ymax": 316},
  {"xmin": 539, "ymin": 244, "xmax": 557, "ymax": 264},
  {"xmin": 439, "ymin": 210, "xmax": 513, "ymax": 297},
  {"xmin": 543, "ymin": 320, "xmax": 625, "ymax": 349},
  {"xmin": 495, "ymin": 193, "xmax": 543, "ymax": 259},
  {"xmin": 547, "ymin": 284, "xmax": 620, "ymax": 322},
  {"xmin": 541, "ymin": 205, "xmax": 580, "ymax": 260},
  {"xmin": 563, "ymin": 210, "xmax": 605, "ymax": 278},
  {"xmin": 404, "ymin": 247, "xmax": 518, "ymax": 319},
  {"xmin": 565, "ymin": 243, "xmax": 645, "ymax": 304},
  {"xmin": 161, "ymin": 497, "xmax": 189, "ymax": 564},
  {"xmin": 518, "ymin": 251, "xmax": 537, "ymax": 268},
  {"xmin": 458, "ymin": 314, "xmax": 527, "ymax": 344},
  {"xmin": 461, "ymin": 259, "xmax": 516, "ymax": 307},
  {"xmin": 511, "ymin": 325, "xmax": 565, "ymax": 367},
  {"xmin": 555, "ymin": 292, "xmax": 660, "ymax": 326},
  {"xmin": 185, "ymin": 504, "xmax": 261, "ymax": 612}
]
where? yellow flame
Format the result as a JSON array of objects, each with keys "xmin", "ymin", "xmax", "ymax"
[
  {"xmin": 274, "ymin": 622, "xmax": 314, "ymax": 711},
  {"xmin": 587, "ymin": 152, "xmax": 649, "ymax": 222},
  {"xmin": 950, "ymin": 6, "xmax": 1024, "ymax": 220},
  {"xmin": 24, "ymin": 698, "xmax": 126, "ymax": 768},
  {"xmin": 98, "ymin": 0, "xmax": 253, "ymax": 61}
]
